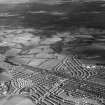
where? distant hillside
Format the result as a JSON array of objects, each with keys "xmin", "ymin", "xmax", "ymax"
[
  {"xmin": 21, "ymin": 1, "xmax": 105, "ymax": 29},
  {"xmin": 1, "ymin": 1, "xmax": 105, "ymax": 29}
]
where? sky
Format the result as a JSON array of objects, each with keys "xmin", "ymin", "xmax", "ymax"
[
  {"xmin": 0, "ymin": 0, "xmax": 61, "ymax": 4},
  {"xmin": 0, "ymin": 0, "xmax": 29, "ymax": 3},
  {"xmin": 0, "ymin": 0, "xmax": 28, "ymax": 3},
  {"xmin": 0, "ymin": 0, "xmax": 104, "ymax": 4}
]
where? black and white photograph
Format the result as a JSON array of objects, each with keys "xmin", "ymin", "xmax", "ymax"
[{"xmin": 0, "ymin": 0, "xmax": 105, "ymax": 105}]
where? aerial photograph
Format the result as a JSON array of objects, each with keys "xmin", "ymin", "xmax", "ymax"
[{"xmin": 0, "ymin": 0, "xmax": 105, "ymax": 105}]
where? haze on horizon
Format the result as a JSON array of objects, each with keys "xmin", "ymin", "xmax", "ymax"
[
  {"xmin": 0, "ymin": 0, "xmax": 29, "ymax": 3},
  {"xmin": 0, "ymin": 0, "xmax": 61, "ymax": 4},
  {"xmin": 0, "ymin": 0, "xmax": 96, "ymax": 4},
  {"xmin": 0, "ymin": 0, "xmax": 104, "ymax": 4}
]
